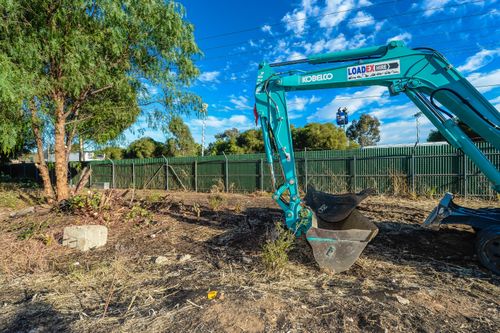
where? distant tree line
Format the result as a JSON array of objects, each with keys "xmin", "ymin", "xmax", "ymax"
[{"xmin": 99, "ymin": 113, "xmax": 384, "ymax": 159}]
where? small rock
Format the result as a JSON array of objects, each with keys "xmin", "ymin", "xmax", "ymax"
[
  {"xmin": 153, "ymin": 256, "xmax": 168, "ymax": 265},
  {"xmin": 242, "ymin": 256, "xmax": 252, "ymax": 264},
  {"xmin": 62, "ymin": 225, "xmax": 107, "ymax": 251},
  {"xmin": 178, "ymin": 254, "xmax": 191, "ymax": 263},
  {"xmin": 395, "ymin": 295, "xmax": 410, "ymax": 305},
  {"xmin": 9, "ymin": 206, "xmax": 35, "ymax": 218}
]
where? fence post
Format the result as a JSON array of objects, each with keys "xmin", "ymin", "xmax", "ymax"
[
  {"xmin": 107, "ymin": 158, "xmax": 115, "ymax": 189},
  {"xmin": 161, "ymin": 155, "xmax": 169, "ymax": 191},
  {"xmin": 411, "ymin": 154, "xmax": 416, "ymax": 194},
  {"xmin": 352, "ymin": 155, "xmax": 357, "ymax": 192},
  {"xmin": 304, "ymin": 148, "xmax": 308, "ymax": 190},
  {"xmin": 194, "ymin": 160, "xmax": 198, "ymax": 192},
  {"xmin": 89, "ymin": 164, "xmax": 92, "ymax": 188},
  {"xmin": 260, "ymin": 158, "xmax": 265, "ymax": 191},
  {"xmin": 222, "ymin": 152, "xmax": 229, "ymax": 193},
  {"xmin": 463, "ymin": 153, "xmax": 468, "ymax": 199},
  {"xmin": 132, "ymin": 162, "xmax": 135, "ymax": 189}
]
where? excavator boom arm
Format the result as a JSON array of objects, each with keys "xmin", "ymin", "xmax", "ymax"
[{"xmin": 255, "ymin": 41, "xmax": 500, "ymax": 236}]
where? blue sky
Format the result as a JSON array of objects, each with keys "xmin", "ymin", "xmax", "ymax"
[{"xmin": 125, "ymin": 0, "xmax": 500, "ymax": 148}]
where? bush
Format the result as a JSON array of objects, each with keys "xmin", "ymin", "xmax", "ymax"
[{"xmin": 262, "ymin": 222, "xmax": 295, "ymax": 272}]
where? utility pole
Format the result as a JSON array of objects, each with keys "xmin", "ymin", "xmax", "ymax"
[
  {"xmin": 201, "ymin": 103, "xmax": 208, "ymax": 156},
  {"xmin": 414, "ymin": 111, "xmax": 423, "ymax": 144}
]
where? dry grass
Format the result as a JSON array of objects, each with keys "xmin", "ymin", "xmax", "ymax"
[{"xmin": 0, "ymin": 189, "xmax": 499, "ymax": 332}]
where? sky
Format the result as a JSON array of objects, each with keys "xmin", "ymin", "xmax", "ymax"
[{"xmin": 124, "ymin": 0, "xmax": 500, "ymax": 148}]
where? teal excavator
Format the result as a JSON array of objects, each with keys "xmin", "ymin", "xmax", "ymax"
[{"xmin": 254, "ymin": 41, "xmax": 500, "ymax": 274}]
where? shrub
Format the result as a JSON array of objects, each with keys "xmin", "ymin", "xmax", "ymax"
[{"xmin": 262, "ymin": 222, "xmax": 295, "ymax": 271}]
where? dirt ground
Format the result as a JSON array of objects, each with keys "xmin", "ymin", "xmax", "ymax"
[{"xmin": 0, "ymin": 189, "xmax": 499, "ymax": 333}]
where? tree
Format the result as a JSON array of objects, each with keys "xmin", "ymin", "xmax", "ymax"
[
  {"xmin": 207, "ymin": 124, "xmax": 356, "ymax": 155},
  {"xmin": 99, "ymin": 146, "xmax": 125, "ymax": 160},
  {"xmin": 0, "ymin": 1, "xmax": 201, "ymax": 201},
  {"xmin": 207, "ymin": 128, "xmax": 245, "ymax": 155},
  {"xmin": 346, "ymin": 114, "xmax": 381, "ymax": 147},
  {"xmin": 126, "ymin": 138, "xmax": 163, "ymax": 159},
  {"xmin": 292, "ymin": 123, "xmax": 357, "ymax": 150},
  {"xmin": 164, "ymin": 116, "xmax": 199, "ymax": 156}
]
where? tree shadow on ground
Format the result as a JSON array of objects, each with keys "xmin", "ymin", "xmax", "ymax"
[{"xmin": 1, "ymin": 301, "xmax": 75, "ymax": 333}]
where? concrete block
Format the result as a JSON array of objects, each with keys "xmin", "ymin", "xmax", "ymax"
[{"xmin": 63, "ymin": 225, "xmax": 108, "ymax": 251}]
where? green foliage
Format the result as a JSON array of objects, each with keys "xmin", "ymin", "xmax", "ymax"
[
  {"xmin": 262, "ymin": 222, "xmax": 295, "ymax": 271},
  {"xmin": 207, "ymin": 128, "xmax": 246, "ymax": 155},
  {"xmin": 100, "ymin": 146, "xmax": 125, "ymax": 160},
  {"xmin": 126, "ymin": 137, "xmax": 163, "ymax": 159},
  {"xmin": 0, "ymin": 0, "xmax": 202, "ymax": 199},
  {"xmin": 292, "ymin": 123, "xmax": 358, "ymax": 150},
  {"xmin": 66, "ymin": 192, "xmax": 103, "ymax": 213},
  {"xmin": 207, "ymin": 124, "xmax": 356, "ymax": 155},
  {"xmin": 126, "ymin": 205, "xmax": 152, "ymax": 221},
  {"xmin": 18, "ymin": 220, "xmax": 49, "ymax": 241},
  {"xmin": 346, "ymin": 114, "xmax": 381, "ymax": 147},
  {"xmin": 164, "ymin": 116, "xmax": 200, "ymax": 156}
]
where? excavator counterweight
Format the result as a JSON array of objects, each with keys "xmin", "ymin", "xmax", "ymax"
[{"xmin": 254, "ymin": 41, "xmax": 500, "ymax": 274}]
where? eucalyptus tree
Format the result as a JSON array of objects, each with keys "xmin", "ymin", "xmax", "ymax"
[{"xmin": 0, "ymin": 0, "xmax": 201, "ymax": 201}]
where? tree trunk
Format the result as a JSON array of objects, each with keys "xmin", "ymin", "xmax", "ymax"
[
  {"xmin": 30, "ymin": 102, "xmax": 55, "ymax": 202},
  {"xmin": 54, "ymin": 96, "xmax": 70, "ymax": 201}
]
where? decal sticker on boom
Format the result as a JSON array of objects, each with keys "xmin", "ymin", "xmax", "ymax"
[
  {"xmin": 301, "ymin": 73, "xmax": 333, "ymax": 84},
  {"xmin": 347, "ymin": 60, "xmax": 400, "ymax": 80}
]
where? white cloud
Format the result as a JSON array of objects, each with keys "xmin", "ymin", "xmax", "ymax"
[
  {"xmin": 457, "ymin": 48, "xmax": 500, "ymax": 73},
  {"xmin": 379, "ymin": 117, "xmax": 434, "ymax": 145},
  {"xmin": 198, "ymin": 71, "xmax": 220, "ymax": 83},
  {"xmin": 189, "ymin": 115, "xmax": 253, "ymax": 143},
  {"xmin": 368, "ymin": 102, "xmax": 419, "ymax": 120},
  {"xmin": 303, "ymin": 33, "xmax": 367, "ymax": 54},
  {"xmin": 307, "ymin": 86, "xmax": 389, "ymax": 121},
  {"xmin": 287, "ymin": 95, "xmax": 322, "ymax": 119},
  {"xmin": 287, "ymin": 51, "xmax": 305, "ymax": 61},
  {"xmin": 261, "ymin": 24, "xmax": 272, "ymax": 34},
  {"xmin": 319, "ymin": 0, "xmax": 355, "ymax": 32},
  {"xmin": 348, "ymin": 11, "xmax": 374, "ymax": 28},
  {"xmin": 387, "ymin": 32, "xmax": 412, "ymax": 44},
  {"xmin": 467, "ymin": 68, "xmax": 500, "ymax": 93},
  {"xmin": 421, "ymin": 0, "xmax": 452, "ymax": 17},
  {"xmin": 229, "ymin": 95, "xmax": 251, "ymax": 110},
  {"xmin": 282, "ymin": 0, "xmax": 319, "ymax": 35}
]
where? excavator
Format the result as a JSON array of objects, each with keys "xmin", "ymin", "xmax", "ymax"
[{"xmin": 254, "ymin": 41, "xmax": 500, "ymax": 274}]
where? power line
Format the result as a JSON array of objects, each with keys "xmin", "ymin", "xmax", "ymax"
[
  {"xmin": 198, "ymin": 0, "xmax": 400, "ymax": 41},
  {"xmin": 203, "ymin": 41, "xmax": 500, "ymax": 84},
  {"xmin": 199, "ymin": 9, "xmax": 495, "ymax": 62},
  {"xmin": 201, "ymin": 0, "xmax": 486, "ymax": 52}
]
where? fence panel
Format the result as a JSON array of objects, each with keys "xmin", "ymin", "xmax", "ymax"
[{"xmin": 1, "ymin": 142, "xmax": 498, "ymax": 199}]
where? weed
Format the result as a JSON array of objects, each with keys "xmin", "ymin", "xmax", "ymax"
[
  {"xmin": 262, "ymin": 222, "xmax": 295, "ymax": 272},
  {"xmin": 208, "ymin": 194, "xmax": 226, "ymax": 211},
  {"xmin": 66, "ymin": 192, "xmax": 104, "ymax": 213},
  {"xmin": 0, "ymin": 190, "xmax": 24, "ymax": 209},
  {"xmin": 192, "ymin": 203, "xmax": 201, "ymax": 218},
  {"xmin": 18, "ymin": 220, "xmax": 49, "ymax": 241},
  {"xmin": 126, "ymin": 205, "xmax": 152, "ymax": 221},
  {"xmin": 388, "ymin": 170, "xmax": 409, "ymax": 196},
  {"xmin": 233, "ymin": 202, "xmax": 243, "ymax": 214},
  {"xmin": 210, "ymin": 179, "xmax": 225, "ymax": 193}
]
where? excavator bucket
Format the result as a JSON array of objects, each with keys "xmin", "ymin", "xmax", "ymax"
[{"xmin": 304, "ymin": 186, "xmax": 378, "ymax": 273}]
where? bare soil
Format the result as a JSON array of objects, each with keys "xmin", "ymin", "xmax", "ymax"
[{"xmin": 0, "ymin": 190, "xmax": 499, "ymax": 333}]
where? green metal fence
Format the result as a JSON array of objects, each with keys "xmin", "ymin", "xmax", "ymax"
[{"xmin": 2, "ymin": 142, "xmax": 499, "ymax": 198}]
